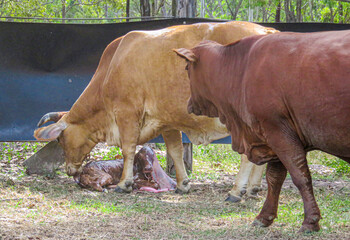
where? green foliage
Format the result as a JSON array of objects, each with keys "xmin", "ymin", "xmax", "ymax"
[
  {"xmin": 191, "ymin": 144, "xmax": 241, "ymax": 180},
  {"xmin": 0, "ymin": 142, "xmax": 44, "ymax": 164},
  {"xmin": 193, "ymin": 144, "xmax": 241, "ymax": 169},
  {"xmin": 0, "ymin": 0, "xmax": 126, "ymax": 23},
  {"xmin": 101, "ymin": 147, "xmax": 122, "ymax": 160},
  {"xmin": 308, "ymin": 151, "xmax": 350, "ymax": 177},
  {"xmin": 1, "ymin": 0, "xmax": 350, "ymax": 23},
  {"xmin": 320, "ymin": 155, "xmax": 350, "ymax": 176},
  {"xmin": 156, "ymin": 153, "xmax": 167, "ymax": 170}
]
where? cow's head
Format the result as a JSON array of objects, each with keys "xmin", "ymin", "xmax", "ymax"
[
  {"xmin": 34, "ymin": 112, "xmax": 97, "ymax": 177},
  {"xmin": 174, "ymin": 41, "xmax": 220, "ymax": 118}
]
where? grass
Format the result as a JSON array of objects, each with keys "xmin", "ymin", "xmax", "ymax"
[
  {"xmin": 0, "ymin": 142, "xmax": 349, "ymax": 239},
  {"xmin": 308, "ymin": 151, "xmax": 350, "ymax": 178}
]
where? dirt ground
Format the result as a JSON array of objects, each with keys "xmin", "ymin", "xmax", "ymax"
[{"xmin": 0, "ymin": 143, "xmax": 349, "ymax": 240}]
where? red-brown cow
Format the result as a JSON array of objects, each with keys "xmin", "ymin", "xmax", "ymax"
[{"xmin": 174, "ymin": 30, "xmax": 350, "ymax": 232}]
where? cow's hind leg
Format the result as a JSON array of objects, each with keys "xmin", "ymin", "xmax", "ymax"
[
  {"xmin": 162, "ymin": 129, "xmax": 190, "ymax": 194},
  {"xmin": 260, "ymin": 126, "xmax": 321, "ymax": 232},
  {"xmin": 226, "ymin": 154, "xmax": 254, "ymax": 202},
  {"xmin": 253, "ymin": 161, "xmax": 287, "ymax": 227},
  {"xmin": 282, "ymin": 155, "xmax": 321, "ymax": 232},
  {"xmin": 246, "ymin": 164, "xmax": 265, "ymax": 198}
]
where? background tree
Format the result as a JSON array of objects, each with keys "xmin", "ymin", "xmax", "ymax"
[{"xmin": 0, "ymin": 0, "xmax": 349, "ymax": 23}]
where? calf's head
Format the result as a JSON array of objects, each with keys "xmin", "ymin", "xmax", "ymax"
[
  {"xmin": 34, "ymin": 112, "xmax": 96, "ymax": 177},
  {"xmin": 134, "ymin": 147, "xmax": 156, "ymax": 178}
]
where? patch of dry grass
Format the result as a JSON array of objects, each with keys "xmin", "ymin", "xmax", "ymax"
[{"xmin": 0, "ymin": 142, "xmax": 349, "ymax": 239}]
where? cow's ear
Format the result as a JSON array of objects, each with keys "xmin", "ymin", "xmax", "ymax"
[
  {"xmin": 173, "ymin": 48, "xmax": 198, "ymax": 62},
  {"xmin": 34, "ymin": 121, "xmax": 67, "ymax": 141}
]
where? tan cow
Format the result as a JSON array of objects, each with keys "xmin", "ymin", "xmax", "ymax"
[{"xmin": 34, "ymin": 21, "xmax": 277, "ymax": 200}]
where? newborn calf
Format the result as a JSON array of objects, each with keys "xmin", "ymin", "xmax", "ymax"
[{"xmin": 74, "ymin": 146, "xmax": 176, "ymax": 192}]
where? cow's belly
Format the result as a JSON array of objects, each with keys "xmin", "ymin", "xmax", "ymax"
[
  {"xmin": 138, "ymin": 118, "xmax": 164, "ymax": 144},
  {"xmin": 295, "ymin": 112, "xmax": 350, "ymax": 157},
  {"xmin": 107, "ymin": 111, "xmax": 229, "ymax": 147},
  {"xmin": 184, "ymin": 118, "xmax": 229, "ymax": 145},
  {"xmin": 106, "ymin": 116, "xmax": 163, "ymax": 147},
  {"xmin": 306, "ymin": 128, "xmax": 350, "ymax": 158},
  {"xmin": 138, "ymin": 114, "xmax": 229, "ymax": 146},
  {"xmin": 185, "ymin": 129, "xmax": 229, "ymax": 145}
]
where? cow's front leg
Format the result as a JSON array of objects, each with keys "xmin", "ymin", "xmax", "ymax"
[
  {"xmin": 162, "ymin": 129, "xmax": 190, "ymax": 194},
  {"xmin": 114, "ymin": 145, "xmax": 136, "ymax": 193},
  {"xmin": 226, "ymin": 154, "xmax": 254, "ymax": 202},
  {"xmin": 114, "ymin": 114, "xmax": 140, "ymax": 193},
  {"xmin": 253, "ymin": 161, "xmax": 287, "ymax": 227}
]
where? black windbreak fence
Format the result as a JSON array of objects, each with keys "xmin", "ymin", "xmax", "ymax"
[{"xmin": 0, "ymin": 18, "xmax": 349, "ymax": 142}]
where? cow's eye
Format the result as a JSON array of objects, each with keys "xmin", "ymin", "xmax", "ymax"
[{"xmin": 185, "ymin": 64, "xmax": 189, "ymax": 70}]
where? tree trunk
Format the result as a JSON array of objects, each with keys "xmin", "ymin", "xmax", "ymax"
[
  {"xmin": 233, "ymin": 0, "xmax": 244, "ymax": 20},
  {"xmin": 126, "ymin": 0, "xmax": 130, "ymax": 21},
  {"xmin": 177, "ymin": 0, "xmax": 196, "ymax": 17},
  {"xmin": 61, "ymin": 0, "xmax": 66, "ymax": 23},
  {"xmin": 275, "ymin": 1, "xmax": 281, "ymax": 22},
  {"xmin": 172, "ymin": 0, "xmax": 177, "ymax": 17},
  {"xmin": 151, "ymin": 0, "xmax": 156, "ymax": 16},
  {"xmin": 339, "ymin": 2, "xmax": 343, "ymax": 23},
  {"xmin": 308, "ymin": 0, "xmax": 314, "ymax": 21},
  {"xmin": 104, "ymin": 4, "xmax": 108, "ymax": 18},
  {"xmin": 140, "ymin": 0, "xmax": 151, "ymax": 19},
  {"xmin": 200, "ymin": 0, "xmax": 204, "ymax": 17},
  {"xmin": 330, "ymin": 5, "xmax": 334, "ymax": 22},
  {"xmin": 296, "ymin": 0, "xmax": 302, "ymax": 22},
  {"xmin": 284, "ymin": 0, "xmax": 296, "ymax": 22}
]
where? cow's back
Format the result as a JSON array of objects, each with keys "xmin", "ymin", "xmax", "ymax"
[
  {"xmin": 243, "ymin": 30, "xmax": 350, "ymax": 156},
  {"xmin": 102, "ymin": 22, "xmax": 277, "ymax": 145}
]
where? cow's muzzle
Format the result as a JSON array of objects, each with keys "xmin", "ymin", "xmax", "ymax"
[{"xmin": 66, "ymin": 164, "xmax": 82, "ymax": 177}]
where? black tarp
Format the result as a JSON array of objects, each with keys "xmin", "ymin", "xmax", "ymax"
[{"xmin": 1, "ymin": 18, "xmax": 349, "ymax": 142}]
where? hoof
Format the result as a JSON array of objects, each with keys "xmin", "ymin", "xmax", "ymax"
[
  {"xmin": 298, "ymin": 224, "xmax": 320, "ymax": 233},
  {"xmin": 252, "ymin": 219, "xmax": 269, "ymax": 228},
  {"xmin": 114, "ymin": 186, "xmax": 132, "ymax": 193},
  {"xmin": 252, "ymin": 216, "xmax": 274, "ymax": 228},
  {"xmin": 175, "ymin": 179, "xmax": 191, "ymax": 194},
  {"xmin": 248, "ymin": 187, "xmax": 262, "ymax": 197},
  {"xmin": 225, "ymin": 194, "xmax": 242, "ymax": 203}
]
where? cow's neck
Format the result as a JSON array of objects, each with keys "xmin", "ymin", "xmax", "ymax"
[
  {"xmin": 66, "ymin": 78, "xmax": 109, "ymax": 144},
  {"xmin": 209, "ymin": 38, "xmax": 260, "ymax": 153},
  {"xmin": 207, "ymin": 45, "xmax": 248, "ymax": 112}
]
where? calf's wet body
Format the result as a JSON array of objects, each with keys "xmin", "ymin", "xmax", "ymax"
[{"xmin": 74, "ymin": 146, "xmax": 176, "ymax": 192}]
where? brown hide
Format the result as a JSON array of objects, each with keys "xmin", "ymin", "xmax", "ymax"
[
  {"xmin": 74, "ymin": 146, "xmax": 176, "ymax": 192},
  {"xmin": 34, "ymin": 22, "xmax": 277, "ymax": 194},
  {"xmin": 177, "ymin": 30, "xmax": 350, "ymax": 231}
]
